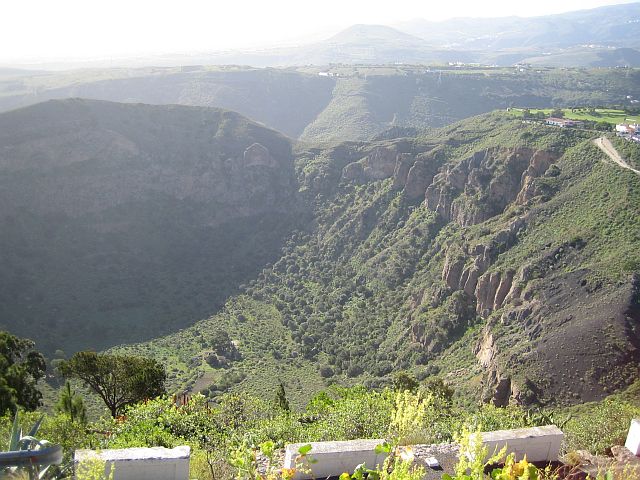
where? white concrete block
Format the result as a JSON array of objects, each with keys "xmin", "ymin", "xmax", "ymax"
[
  {"xmin": 74, "ymin": 446, "xmax": 190, "ymax": 480},
  {"xmin": 283, "ymin": 439, "xmax": 388, "ymax": 480},
  {"xmin": 625, "ymin": 419, "xmax": 640, "ymax": 456},
  {"xmin": 477, "ymin": 425, "xmax": 563, "ymax": 463}
]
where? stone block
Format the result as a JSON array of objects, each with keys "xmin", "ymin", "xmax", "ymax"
[
  {"xmin": 74, "ymin": 446, "xmax": 190, "ymax": 480},
  {"xmin": 625, "ymin": 419, "xmax": 640, "ymax": 456},
  {"xmin": 283, "ymin": 439, "xmax": 388, "ymax": 480},
  {"xmin": 477, "ymin": 425, "xmax": 563, "ymax": 463}
]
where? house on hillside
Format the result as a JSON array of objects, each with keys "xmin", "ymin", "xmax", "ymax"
[
  {"xmin": 546, "ymin": 117, "xmax": 583, "ymax": 128},
  {"xmin": 616, "ymin": 123, "xmax": 639, "ymax": 135}
]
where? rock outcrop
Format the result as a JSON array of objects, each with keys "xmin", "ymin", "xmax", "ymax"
[
  {"xmin": 475, "ymin": 326, "xmax": 522, "ymax": 406},
  {"xmin": 425, "ymin": 147, "xmax": 557, "ymax": 227},
  {"xmin": 438, "ymin": 216, "xmax": 527, "ymax": 318},
  {"xmin": 404, "ymin": 154, "xmax": 440, "ymax": 200},
  {"xmin": 392, "ymin": 153, "xmax": 415, "ymax": 189},
  {"xmin": 442, "ymin": 253, "xmax": 466, "ymax": 290},
  {"xmin": 342, "ymin": 145, "xmax": 441, "ymax": 199},
  {"xmin": 342, "ymin": 146, "xmax": 399, "ymax": 182}
]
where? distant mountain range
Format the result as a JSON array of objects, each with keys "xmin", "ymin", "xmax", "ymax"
[
  {"xmin": 296, "ymin": 3, "xmax": 640, "ymax": 67},
  {"xmin": 396, "ymin": 3, "xmax": 640, "ymax": 50},
  {"xmin": 4, "ymin": 3, "xmax": 639, "ymax": 69}
]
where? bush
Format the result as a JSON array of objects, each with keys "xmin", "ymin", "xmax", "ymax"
[{"xmin": 564, "ymin": 398, "xmax": 640, "ymax": 454}]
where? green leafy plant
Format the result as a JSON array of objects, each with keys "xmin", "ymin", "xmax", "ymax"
[
  {"xmin": 339, "ymin": 443, "xmax": 424, "ymax": 480},
  {"xmin": 442, "ymin": 427, "xmax": 506, "ymax": 480},
  {"xmin": 228, "ymin": 441, "xmax": 312, "ymax": 480}
]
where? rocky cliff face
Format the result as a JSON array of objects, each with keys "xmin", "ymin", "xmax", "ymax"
[
  {"xmin": 341, "ymin": 143, "xmax": 443, "ymax": 198},
  {"xmin": 342, "ymin": 134, "xmax": 640, "ymax": 407},
  {"xmin": 425, "ymin": 147, "xmax": 557, "ymax": 227}
]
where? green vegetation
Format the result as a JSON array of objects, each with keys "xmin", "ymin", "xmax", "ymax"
[
  {"xmin": 59, "ymin": 352, "xmax": 166, "ymax": 418},
  {"xmin": 509, "ymin": 107, "xmax": 640, "ymax": 125},
  {"xmin": 100, "ymin": 111, "xmax": 640, "ymax": 413},
  {"xmin": 0, "ymin": 383, "xmax": 543, "ymax": 478},
  {"xmin": 0, "ymin": 332, "xmax": 46, "ymax": 414},
  {"xmin": 55, "ymin": 382, "xmax": 86, "ymax": 425},
  {"xmin": 562, "ymin": 381, "xmax": 640, "ymax": 454},
  {"xmin": 3, "ymin": 379, "xmax": 638, "ymax": 479}
]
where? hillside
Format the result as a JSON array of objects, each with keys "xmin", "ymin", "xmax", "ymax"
[
  {"xmin": 397, "ymin": 3, "xmax": 640, "ymax": 50},
  {"xmin": 4, "ymin": 66, "xmax": 636, "ymax": 143},
  {"xmin": 0, "ymin": 99, "xmax": 300, "ymax": 354},
  {"xmin": 0, "ymin": 68, "xmax": 336, "ymax": 139},
  {"xmin": 298, "ymin": 67, "xmax": 640, "ymax": 143},
  {"xmin": 114, "ymin": 112, "xmax": 640, "ymax": 408}
]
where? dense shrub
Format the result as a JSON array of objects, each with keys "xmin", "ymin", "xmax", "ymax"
[{"xmin": 564, "ymin": 398, "xmax": 640, "ymax": 454}]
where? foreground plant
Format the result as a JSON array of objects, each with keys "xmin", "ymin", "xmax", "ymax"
[
  {"xmin": 443, "ymin": 427, "xmax": 506, "ymax": 480},
  {"xmin": 229, "ymin": 440, "xmax": 312, "ymax": 480},
  {"xmin": 339, "ymin": 443, "xmax": 425, "ymax": 480},
  {"xmin": 1, "ymin": 412, "xmax": 65, "ymax": 480},
  {"xmin": 490, "ymin": 453, "xmax": 558, "ymax": 480},
  {"xmin": 74, "ymin": 456, "xmax": 114, "ymax": 480}
]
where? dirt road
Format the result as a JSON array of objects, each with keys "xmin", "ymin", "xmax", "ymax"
[{"xmin": 593, "ymin": 136, "xmax": 640, "ymax": 176}]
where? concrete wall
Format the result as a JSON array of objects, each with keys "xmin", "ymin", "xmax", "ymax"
[
  {"xmin": 625, "ymin": 419, "xmax": 640, "ymax": 456},
  {"xmin": 74, "ymin": 446, "xmax": 190, "ymax": 480},
  {"xmin": 478, "ymin": 425, "xmax": 563, "ymax": 463},
  {"xmin": 284, "ymin": 439, "xmax": 388, "ymax": 480}
]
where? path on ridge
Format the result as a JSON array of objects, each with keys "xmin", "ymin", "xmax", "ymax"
[{"xmin": 593, "ymin": 136, "xmax": 640, "ymax": 176}]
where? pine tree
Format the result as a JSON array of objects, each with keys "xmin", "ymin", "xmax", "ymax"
[
  {"xmin": 275, "ymin": 382, "xmax": 290, "ymax": 412},
  {"xmin": 55, "ymin": 381, "xmax": 87, "ymax": 424}
]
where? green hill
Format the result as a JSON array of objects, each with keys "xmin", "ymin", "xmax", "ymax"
[{"xmin": 115, "ymin": 112, "xmax": 640, "ymax": 408}]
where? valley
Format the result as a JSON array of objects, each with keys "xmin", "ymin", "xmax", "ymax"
[
  {"xmin": 108, "ymin": 111, "xmax": 640, "ymax": 409},
  {"xmin": 0, "ymin": 99, "xmax": 301, "ymax": 354},
  {"xmin": 3, "ymin": 3, "xmax": 640, "ymax": 478}
]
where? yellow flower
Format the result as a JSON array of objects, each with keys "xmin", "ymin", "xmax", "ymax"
[
  {"xmin": 281, "ymin": 468, "xmax": 297, "ymax": 480},
  {"xmin": 515, "ymin": 455, "xmax": 530, "ymax": 476}
]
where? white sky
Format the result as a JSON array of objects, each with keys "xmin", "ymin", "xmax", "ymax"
[{"xmin": 0, "ymin": 0, "xmax": 637, "ymax": 62}]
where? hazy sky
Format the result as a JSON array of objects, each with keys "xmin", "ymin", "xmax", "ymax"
[{"xmin": 1, "ymin": 0, "xmax": 636, "ymax": 62}]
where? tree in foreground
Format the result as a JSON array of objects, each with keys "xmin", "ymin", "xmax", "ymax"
[
  {"xmin": 60, "ymin": 352, "xmax": 166, "ymax": 417},
  {"xmin": 0, "ymin": 331, "xmax": 46, "ymax": 414}
]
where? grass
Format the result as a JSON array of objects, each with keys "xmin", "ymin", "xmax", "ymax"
[
  {"xmin": 509, "ymin": 108, "xmax": 640, "ymax": 125},
  {"xmin": 491, "ymin": 139, "xmax": 640, "ymax": 281}
]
